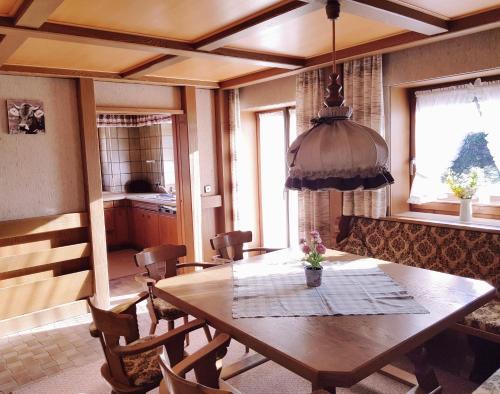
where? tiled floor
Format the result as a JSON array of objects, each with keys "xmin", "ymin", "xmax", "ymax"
[{"xmin": 0, "ymin": 270, "xmax": 147, "ymax": 394}]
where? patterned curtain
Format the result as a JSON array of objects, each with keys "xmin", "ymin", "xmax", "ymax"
[
  {"xmin": 97, "ymin": 114, "xmax": 171, "ymax": 128},
  {"xmin": 342, "ymin": 55, "xmax": 387, "ymax": 218},
  {"xmin": 229, "ymin": 89, "xmax": 242, "ymax": 230},
  {"xmin": 296, "ymin": 67, "xmax": 333, "ymax": 247}
]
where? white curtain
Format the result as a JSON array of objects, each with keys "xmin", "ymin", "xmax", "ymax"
[
  {"xmin": 408, "ymin": 79, "xmax": 500, "ymax": 204},
  {"xmin": 342, "ymin": 55, "xmax": 387, "ymax": 218},
  {"xmin": 296, "ymin": 67, "xmax": 333, "ymax": 247}
]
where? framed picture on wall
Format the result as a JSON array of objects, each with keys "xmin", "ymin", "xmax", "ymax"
[{"xmin": 6, "ymin": 99, "xmax": 46, "ymax": 134}]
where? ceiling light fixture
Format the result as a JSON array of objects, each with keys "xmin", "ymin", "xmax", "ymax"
[{"xmin": 285, "ymin": 0, "xmax": 394, "ymax": 191}]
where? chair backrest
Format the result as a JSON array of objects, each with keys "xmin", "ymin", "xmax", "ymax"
[
  {"xmin": 88, "ymin": 300, "xmax": 140, "ymax": 386},
  {"xmin": 158, "ymin": 347, "xmax": 232, "ymax": 394},
  {"xmin": 210, "ymin": 231, "xmax": 252, "ymax": 261},
  {"xmin": 135, "ymin": 244, "xmax": 187, "ymax": 281}
]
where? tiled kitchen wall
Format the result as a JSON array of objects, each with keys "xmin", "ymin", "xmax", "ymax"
[{"xmin": 99, "ymin": 122, "xmax": 175, "ymax": 193}]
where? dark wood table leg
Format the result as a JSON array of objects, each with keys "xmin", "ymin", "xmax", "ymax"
[{"xmin": 407, "ymin": 346, "xmax": 442, "ymax": 393}]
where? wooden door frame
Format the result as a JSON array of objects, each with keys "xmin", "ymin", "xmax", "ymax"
[{"xmin": 171, "ymin": 114, "xmax": 196, "ymax": 262}]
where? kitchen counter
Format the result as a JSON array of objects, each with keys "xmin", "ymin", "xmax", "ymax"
[{"xmin": 102, "ymin": 192, "xmax": 176, "ymax": 207}]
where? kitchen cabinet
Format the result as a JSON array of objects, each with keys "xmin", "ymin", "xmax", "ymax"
[
  {"xmin": 105, "ymin": 204, "xmax": 131, "ymax": 248},
  {"xmin": 159, "ymin": 213, "xmax": 178, "ymax": 245},
  {"xmin": 114, "ymin": 207, "xmax": 129, "ymax": 245},
  {"xmin": 104, "ymin": 199, "xmax": 178, "ymax": 251},
  {"xmin": 130, "ymin": 207, "xmax": 146, "ymax": 249},
  {"xmin": 144, "ymin": 210, "xmax": 160, "ymax": 248}
]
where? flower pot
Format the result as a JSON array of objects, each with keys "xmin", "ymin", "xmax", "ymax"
[
  {"xmin": 459, "ymin": 198, "xmax": 473, "ymax": 223},
  {"xmin": 305, "ymin": 266, "xmax": 323, "ymax": 287}
]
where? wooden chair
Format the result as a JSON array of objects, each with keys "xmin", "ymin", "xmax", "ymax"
[
  {"xmin": 159, "ymin": 333, "xmax": 242, "ymax": 394},
  {"xmin": 134, "ymin": 244, "xmax": 216, "ymax": 341},
  {"xmin": 88, "ymin": 295, "xmax": 210, "ymax": 394},
  {"xmin": 210, "ymin": 231, "xmax": 280, "ymax": 263}
]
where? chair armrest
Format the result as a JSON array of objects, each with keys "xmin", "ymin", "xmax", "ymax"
[
  {"xmin": 112, "ymin": 318, "xmax": 206, "ymax": 356},
  {"xmin": 243, "ymin": 247, "xmax": 281, "ymax": 254},
  {"xmin": 172, "ymin": 333, "xmax": 231, "ymax": 377},
  {"xmin": 110, "ymin": 291, "xmax": 150, "ymax": 314},
  {"xmin": 177, "ymin": 262, "xmax": 220, "ymax": 269},
  {"xmin": 88, "ymin": 291, "xmax": 149, "ymax": 336},
  {"xmin": 135, "ymin": 272, "xmax": 156, "ymax": 286},
  {"xmin": 212, "ymin": 256, "xmax": 233, "ymax": 264}
]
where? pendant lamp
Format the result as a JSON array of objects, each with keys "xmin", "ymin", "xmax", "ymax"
[{"xmin": 285, "ymin": 0, "xmax": 394, "ymax": 192}]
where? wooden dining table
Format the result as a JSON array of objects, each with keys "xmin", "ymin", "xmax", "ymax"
[{"xmin": 154, "ymin": 248, "xmax": 495, "ymax": 393}]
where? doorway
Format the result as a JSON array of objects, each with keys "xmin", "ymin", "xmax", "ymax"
[{"xmin": 256, "ymin": 107, "xmax": 299, "ymax": 249}]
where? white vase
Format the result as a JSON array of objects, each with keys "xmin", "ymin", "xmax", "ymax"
[{"xmin": 459, "ymin": 199, "xmax": 473, "ymax": 223}]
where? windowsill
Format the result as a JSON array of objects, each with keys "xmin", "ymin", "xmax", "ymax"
[{"xmin": 388, "ymin": 211, "xmax": 500, "ymax": 234}]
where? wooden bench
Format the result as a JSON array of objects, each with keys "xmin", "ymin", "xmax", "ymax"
[{"xmin": 336, "ymin": 216, "xmax": 499, "ymax": 379}]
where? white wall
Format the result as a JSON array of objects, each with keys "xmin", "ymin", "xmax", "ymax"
[
  {"xmin": 94, "ymin": 81, "xmax": 182, "ymax": 109},
  {"xmin": 0, "ymin": 75, "xmax": 85, "ymax": 220},
  {"xmin": 384, "ymin": 28, "xmax": 500, "ymax": 87},
  {"xmin": 239, "ymin": 75, "xmax": 296, "ymax": 111}
]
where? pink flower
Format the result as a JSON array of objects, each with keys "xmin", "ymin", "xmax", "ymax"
[
  {"xmin": 301, "ymin": 244, "xmax": 311, "ymax": 254},
  {"xmin": 299, "ymin": 238, "xmax": 306, "ymax": 244},
  {"xmin": 316, "ymin": 243, "xmax": 326, "ymax": 255},
  {"xmin": 310, "ymin": 230, "xmax": 319, "ymax": 237}
]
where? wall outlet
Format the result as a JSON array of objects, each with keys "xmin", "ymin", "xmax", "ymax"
[{"xmin": 204, "ymin": 185, "xmax": 212, "ymax": 193}]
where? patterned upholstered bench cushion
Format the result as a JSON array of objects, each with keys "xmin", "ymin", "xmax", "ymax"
[
  {"xmin": 337, "ymin": 216, "xmax": 499, "ymax": 338},
  {"xmin": 461, "ymin": 299, "xmax": 500, "ymax": 336},
  {"xmin": 473, "ymin": 368, "xmax": 500, "ymax": 394},
  {"xmin": 337, "ymin": 217, "xmax": 499, "ymax": 289}
]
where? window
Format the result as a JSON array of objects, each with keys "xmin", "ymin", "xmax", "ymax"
[
  {"xmin": 257, "ymin": 108, "xmax": 298, "ymax": 248},
  {"xmin": 409, "ymin": 78, "xmax": 500, "ymax": 219}
]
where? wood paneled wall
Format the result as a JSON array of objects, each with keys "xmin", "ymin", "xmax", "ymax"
[{"xmin": 0, "ymin": 213, "xmax": 93, "ymax": 334}]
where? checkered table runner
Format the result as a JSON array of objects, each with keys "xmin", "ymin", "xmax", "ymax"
[{"xmin": 232, "ymin": 259, "xmax": 428, "ymax": 318}]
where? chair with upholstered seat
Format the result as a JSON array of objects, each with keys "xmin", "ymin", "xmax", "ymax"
[
  {"xmin": 134, "ymin": 244, "xmax": 216, "ymax": 341},
  {"xmin": 210, "ymin": 231, "xmax": 280, "ymax": 264},
  {"xmin": 159, "ymin": 333, "xmax": 240, "ymax": 394},
  {"xmin": 159, "ymin": 335, "xmax": 330, "ymax": 394},
  {"xmin": 88, "ymin": 294, "xmax": 211, "ymax": 394}
]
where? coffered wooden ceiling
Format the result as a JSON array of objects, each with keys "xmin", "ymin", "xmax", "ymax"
[{"xmin": 0, "ymin": 0, "xmax": 498, "ymax": 88}]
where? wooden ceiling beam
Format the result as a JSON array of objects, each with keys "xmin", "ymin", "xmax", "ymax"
[
  {"xmin": 121, "ymin": 54, "xmax": 187, "ymax": 78},
  {"xmin": 0, "ymin": 34, "xmax": 27, "ymax": 65},
  {"xmin": 0, "ymin": 18, "xmax": 305, "ymax": 69},
  {"xmin": 340, "ymin": 0, "xmax": 448, "ymax": 35},
  {"xmin": 0, "ymin": 64, "xmax": 220, "ymax": 88},
  {"xmin": 219, "ymin": 7, "xmax": 500, "ymax": 89},
  {"xmin": 194, "ymin": 0, "xmax": 323, "ymax": 51},
  {"xmin": 15, "ymin": 0, "xmax": 65, "ymax": 28}
]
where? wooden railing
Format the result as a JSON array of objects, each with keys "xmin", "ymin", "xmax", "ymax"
[{"xmin": 0, "ymin": 212, "xmax": 93, "ymax": 333}]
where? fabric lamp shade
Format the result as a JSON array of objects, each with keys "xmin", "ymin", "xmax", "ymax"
[{"xmin": 286, "ymin": 107, "xmax": 394, "ymax": 191}]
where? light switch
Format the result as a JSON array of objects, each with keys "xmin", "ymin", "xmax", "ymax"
[{"xmin": 204, "ymin": 185, "xmax": 212, "ymax": 193}]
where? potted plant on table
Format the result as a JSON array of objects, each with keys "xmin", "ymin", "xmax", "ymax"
[
  {"xmin": 445, "ymin": 169, "xmax": 478, "ymax": 223},
  {"xmin": 301, "ymin": 231, "xmax": 326, "ymax": 287}
]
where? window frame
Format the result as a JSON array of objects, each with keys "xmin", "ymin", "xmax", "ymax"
[
  {"xmin": 255, "ymin": 106, "xmax": 296, "ymax": 247},
  {"xmin": 408, "ymin": 75, "xmax": 500, "ymax": 220}
]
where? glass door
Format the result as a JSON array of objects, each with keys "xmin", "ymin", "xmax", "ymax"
[{"xmin": 257, "ymin": 108, "xmax": 298, "ymax": 248}]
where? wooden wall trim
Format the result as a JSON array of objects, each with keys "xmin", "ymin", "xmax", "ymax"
[
  {"xmin": 95, "ymin": 106, "xmax": 184, "ymax": 115},
  {"xmin": 77, "ymin": 78, "xmax": 109, "ymax": 309},
  {"xmin": 0, "ymin": 212, "xmax": 88, "ymax": 240},
  {"xmin": 181, "ymin": 86, "xmax": 203, "ymax": 261},
  {"xmin": 0, "ymin": 299, "xmax": 89, "ymax": 337},
  {"xmin": 0, "ymin": 242, "xmax": 90, "ymax": 273},
  {"xmin": 214, "ymin": 89, "xmax": 233, "ymax": 232},
  {"xmin": 0, "ymin": 270, "xmax": 93, "ymax": 320},
  {"xmin": 172, "ymin": 114, "xmax": 196, "ymax": 262}
]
